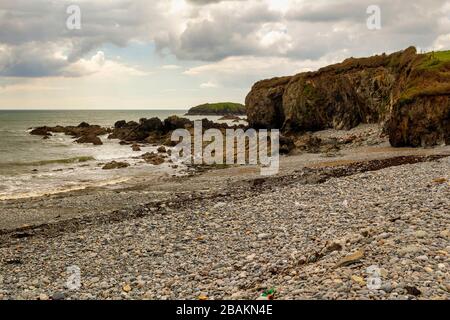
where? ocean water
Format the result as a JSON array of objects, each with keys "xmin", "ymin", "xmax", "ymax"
[{"xmin": 0, "ymin": 110, "xmax": 236, "ymax": 200}]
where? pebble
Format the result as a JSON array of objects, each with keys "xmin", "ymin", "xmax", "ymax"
[
  {"xmin": 414, "ymin": 230, "xmax": 427, "ymax": 238},
  {"xmin": 257, "ymin": 233, "xmax": 271, "ymax": 240},
  {"xmin": 51, "ymin": 292, "xmax": 65, "ymax": 300},
  {"xmin": 0, "ymin": 149, "xmax": 449, "ymax": 301},
  {"xmin": 38, "ymin": 294, "xmax": 49, "ymax": 301}
]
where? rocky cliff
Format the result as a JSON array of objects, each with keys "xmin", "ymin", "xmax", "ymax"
[{"xmin": 245, "ymin": 47, "xmax": 450, "ymax": 147}]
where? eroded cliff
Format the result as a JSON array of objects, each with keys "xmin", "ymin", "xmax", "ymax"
[{"xmin": 245, "ymin": 47, "xmax": 450, "ymax": 147}]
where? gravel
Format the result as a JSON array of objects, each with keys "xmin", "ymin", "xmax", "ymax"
[{"xmin": 0, "ymin": 155, "xmax": 448, "ymax": 300}]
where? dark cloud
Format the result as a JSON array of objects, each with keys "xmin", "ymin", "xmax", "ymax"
[{"xmin": 1, "ymin": 0, "xmax": 450, "ymax": 79}]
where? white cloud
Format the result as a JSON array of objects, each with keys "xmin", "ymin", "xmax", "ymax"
[
  {"xmin": 65, "ymin": 51, "xmax": 148, "ymax": 78},
  {"xmin": 200, "ymin": 81, "xmax": 219, "ymax": 88},
  {"xmin": 2, "ymin": 0, "xmax": 450, "ymax": 109},
  {"xmin": 161, "ymin": 64, "xmax": 182, "ymax": 70}
]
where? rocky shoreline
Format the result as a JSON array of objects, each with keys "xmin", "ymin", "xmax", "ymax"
[{"xmin": 0, "ymin": 132, "xmax": 449, "ymax": 300}]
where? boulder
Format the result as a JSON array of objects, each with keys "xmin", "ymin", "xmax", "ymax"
[
  {"xmin": 139, "ymin": 117, "xmax": 164, "ymax": 132},
  {"xmin": 157, "ymin": 146, "xmax": 167, "ymax": 153},
  {"xmin": 30, "ymin": 127, "xmax": 51, "ymax": 136},
  {"xmin": 163, "ymin": 116, "xmax": 193, "ymax": 131},
  {"xmin": 141, "ymin": 152, "xmax": 165, "ymax": 165},
  {"xmin": 279, "ymin": 135, "xmax": 295, "ymax": 154},
  {"xmin": 114, "ymin": 120, "xmax": 127, "ymax": 129},
  {"xmin": 77, "ymin": 122, "xmax": 90, "ymax": 128},
  {"xmin": 102, "ymin": 161, "xmax": 130, "ymax": 170},
  {"xmin": 132, "ymin": 144, "xmax": 141, "ymax": 152},
  {"xmin": 126, "ymin": 121, "xmax": 139, "ymax": 128},
  {"xmin": 75, "ymin": 135, "xmax": 103, "ymax": 145}
]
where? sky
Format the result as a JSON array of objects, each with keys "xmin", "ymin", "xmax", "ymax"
[{"xmin": 1, "ymin": 0, "xmax": 450, "ymax": 110}]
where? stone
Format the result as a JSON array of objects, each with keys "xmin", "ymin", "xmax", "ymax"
[
  {"xmin": 397, "ymin": 245, "xmax": 421, "ymax": 256},
  {"xmin": 415, "ymin": 255, "xmax": 428, "ymax": 261},
  {"xmin": 405, "ymin": 286, "xmax": 421, "ymax": 296},
  {"xmin": 440, "ymin": 229, "xmax": 450, "ymax": 239},
  {"xmin": 414, "ymin": 230, "xmax": 427, "ymax": 238},
  {"xmin": 76, "ymin": 135, "xmax": 103, "ymax": 146},
  {"xmin": 380, "ymin": 283, "xmax": 394, "ymax": 293},
  {"xmin": 424, "ymin": 267, "xmax": 433, "ymax": 273},
  {"xmin": 336, "ymin": 250, "xmax": 365, "ymax": 267},
  {"xmin": 432, "ymin": 177, "xmax": 448, "ymax": 184},
  {"xmin": 102, "ymin": 161, "xmax": 130, "ymax": 170},
  {"xmin": 122, "ymin": 284, "xmax": 132, "ymax": 293},
  {"xmin": 351, "ymin": 275, "xmax": 366, "ymax": 286},
  {"xmin": 142, "ymin": 152, "xmax": 165, "ymax": 166},
  {"xmin": 157, "ymin": 146, "xmax": 167, "ymax": 153},
  {"xmin": 51, "ymin": 292, "xmax": 65, "ymax": 300},
  {"xmin": 246, "ymin": 254, "xmax": 256, "ymax": 261},
  {"xmin": 444, "ymin": 283, "xmax": 450, "ymax": 293},
  {"xmin": 38, "ymin": 293, "xmax": 49, "ymax": 300},
  {"xmin": 114, "ymin": 120, "xmax": 127, "ymax": 129},
  {"xmin": 437, "ymin": 263, "xmax": 446, "ymax": 270},
  {"xmin": 257, "ymin": 233, "xmax": 271, "ymax": 240},
  {"xmin": 30, "ymin": 127, "xmax": 51, "ymax": 136},
  {"xmin": 326, "ymin": 241, "xmax": 343, "ymax": 253}
]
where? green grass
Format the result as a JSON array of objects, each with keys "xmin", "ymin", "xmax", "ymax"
[
  {"xmin": 397, "ymin": 50, "xmax": 450, "ymax": 105},
  {"xmin": 418, "ymin": 50, "xmax": 450, "ymax": 70},
  {"xmin": 187, "ymin": 102, "xmax": 246, "ymax": 115}
]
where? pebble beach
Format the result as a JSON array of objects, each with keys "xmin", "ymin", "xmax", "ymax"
[{"xmin": 0, "ymin": 134, "xmax": 449, "ymax": 300}]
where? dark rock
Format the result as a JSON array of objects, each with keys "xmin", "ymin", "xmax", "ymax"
[
  {"xmin": 75, "ymin": 135, "xmax": 103, "ymax": 145},
  {"xmin": 163, "ymin": 116, "xmax": 193, "ymax": 131},
  {"xmin": 30, "ymin": 127, "xmax": 51, "ymax": 136},
  {"xmin": 388, "ymin": 96, "xmax": 450, "ymax": 147},
  {"xmin": 51, "ymin": 292, "xmax": 65, "ymax": 300},
  {"xmin": 405, "ymin": 286, "xmax": 421, "ymax": 296},
  {"xmin": 219, "ymin": 115, "xmax": 241, "ymax": 121},
  {"xmin": 157, "ymin": 146, "xmax": 167, "ymax": 153},
  {"xmin": 77, "ymin": 122, "xmax": 90, "ymax": 128},
  {"xmin": 126, "ymin": 121, "xmax": 139, "ymax": 128},
  {"xmin": 279, "ymin": 135, "xmax": 295, "ymax": 154},
  {"xmin": 139, "ymin": 117, "xmax": 164, "ymax": 132},
  {"xmin": 132, "ymin": 144, "xmax": 141, "ymax": 152},
  {"xmin": 114, "ymin": 120, "xmax": 127, "ymax": 129},
  {"xmin": 295, "ymin": 134, "xmax": 322, "ymax": 153},
  {"xmin": 102, "ymin": 161, "xmax": 130, "ymax": 170},
  {"xmin": 142, "ymin": 152, "xmax": 165, "ymax": 165}
]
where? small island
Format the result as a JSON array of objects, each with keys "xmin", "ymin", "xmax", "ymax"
[{"xmin": 185, "ymin": 102, "xmax": 246, "ymax": 116}]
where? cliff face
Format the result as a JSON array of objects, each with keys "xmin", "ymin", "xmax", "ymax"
[{"xmin": 245, "ymin": 47, "xmax": 450, "ymax": 147}]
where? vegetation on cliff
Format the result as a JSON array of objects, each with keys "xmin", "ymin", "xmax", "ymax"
[
  {"xmin": 245, "ymin": 47, "xmax": 450, "ymax": 147},
  {"xmin": 186, "ymin": 102, "xmax": 246, "ymax": 116}
]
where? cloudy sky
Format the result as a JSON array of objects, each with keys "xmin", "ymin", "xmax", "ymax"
[{"xmin": 1, "ymin": 0, "xmax": 450, "ymax": 109}]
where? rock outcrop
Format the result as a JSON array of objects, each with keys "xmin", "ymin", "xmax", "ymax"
[
  {"xmin": 246, "ymin": 47, "xmax": 450, "ymax": 147},
  {"xmin": 33, "ymin": 117, "xmax": 246, "ymax": 149},
  {"xmin": 30, "ymin": 123, "xmax": 109, "ymax": 140}
]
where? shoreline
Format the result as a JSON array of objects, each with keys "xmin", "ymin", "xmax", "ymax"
[
  {"xmin": 1, "ymin": 140, "xmax": 450, "ymax": 233},
  {"xmin": 0, "ymin": 124, "xmax": 449, "ymax": 300},
  {"xmin": 0, "ymin": 145, "xmax": 449, "ymax": 300}
]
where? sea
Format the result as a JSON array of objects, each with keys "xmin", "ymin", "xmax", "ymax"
[{"xmin": 0, "ymin": 110, "xmax": 239, "ymax": 200}]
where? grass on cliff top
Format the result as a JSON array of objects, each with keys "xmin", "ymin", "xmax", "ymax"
[
  {"xmin": 187, "ymin": 102, "xmax": 246, "ymax": 115},
  {"xmin": 418, "ymin": 50, "xmax": 450, "ymax": 70},
  {"xmin": 398, "ymin": 50, "xmax": 450, "ymax": 105}
]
